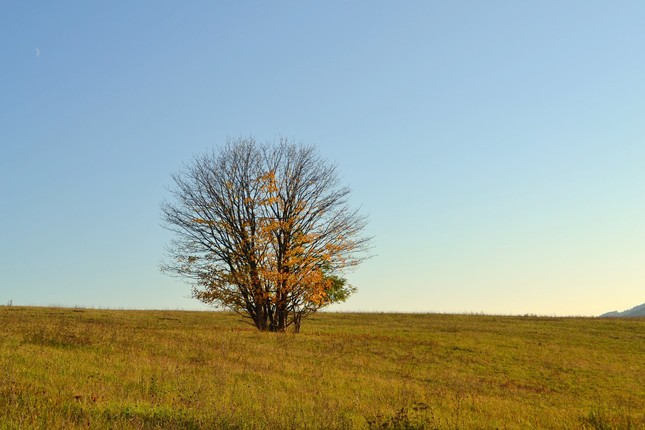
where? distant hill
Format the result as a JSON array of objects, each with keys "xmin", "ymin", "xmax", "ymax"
[{"xmin": 600, "ymin": 303, "xmax": 645, "ymax": 318}]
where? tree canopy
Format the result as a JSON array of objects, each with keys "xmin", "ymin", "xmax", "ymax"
[{"xmin": 161, "ymin": 137, "xmax": 371, "ymax": 332}]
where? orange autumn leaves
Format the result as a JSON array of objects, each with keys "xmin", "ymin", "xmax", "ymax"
[{"xmin": 189, "ymin": 169, "xmax": 342, "ymax": 308}]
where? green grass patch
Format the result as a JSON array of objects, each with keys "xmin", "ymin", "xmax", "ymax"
[{"xmin": 1, "ymin": 307, "xmax": 643, "ymax": 429}]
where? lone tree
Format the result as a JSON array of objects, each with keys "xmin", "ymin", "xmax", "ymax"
[{"xmin": 161, "ymin": 137, "xmax": 371, "ymax": 332}]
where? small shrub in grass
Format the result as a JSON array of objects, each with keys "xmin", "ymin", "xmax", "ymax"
[{"xmin": 367, "ymin": 402, "xmax": 432, "ymax": 429}]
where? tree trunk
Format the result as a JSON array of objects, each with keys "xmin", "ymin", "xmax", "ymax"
[
  {"xmin": 254, "ymin": 301, "xmax": 268, "ymax": 331},
  {"xmin": 293, "ymin": 312, "xmax": 302, "ymax": 333},
  {"xmin": 276, "ymin": 304, "xmax": 287, "ymax": 333}
]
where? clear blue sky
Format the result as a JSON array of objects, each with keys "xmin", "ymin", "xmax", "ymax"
[{"xmin": 2, "ymin": 1, "xmax": 644, "ymax": 316}]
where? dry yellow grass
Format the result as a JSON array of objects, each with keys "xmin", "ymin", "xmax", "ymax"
[{"xmin": 1, "ymin": 306, "xmax": 643, "ymax": 429}]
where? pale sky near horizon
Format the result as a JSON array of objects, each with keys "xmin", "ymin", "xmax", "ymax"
[{"xmin": 1, "ymin": 1, "xmax": 644, "ymax": 316}]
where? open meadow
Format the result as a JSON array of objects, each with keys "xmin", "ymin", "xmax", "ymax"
[{"xmin": 0, "ymin": 306, "xmax": 643, "ymax": 429}]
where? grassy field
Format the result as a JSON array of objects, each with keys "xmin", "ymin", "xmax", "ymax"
[{"xmin": 0, "ymin": 306, "xmax": 643, "ymax": 429}]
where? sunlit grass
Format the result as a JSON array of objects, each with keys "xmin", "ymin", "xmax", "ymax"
[{"xmin": 1, "ymin": 307, "xmax": 643, "ymax": 429}]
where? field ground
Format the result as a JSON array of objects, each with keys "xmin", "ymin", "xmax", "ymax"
[{"xmin": 0, "ymin": 306, "xmax": 643, "ymax": 429}]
